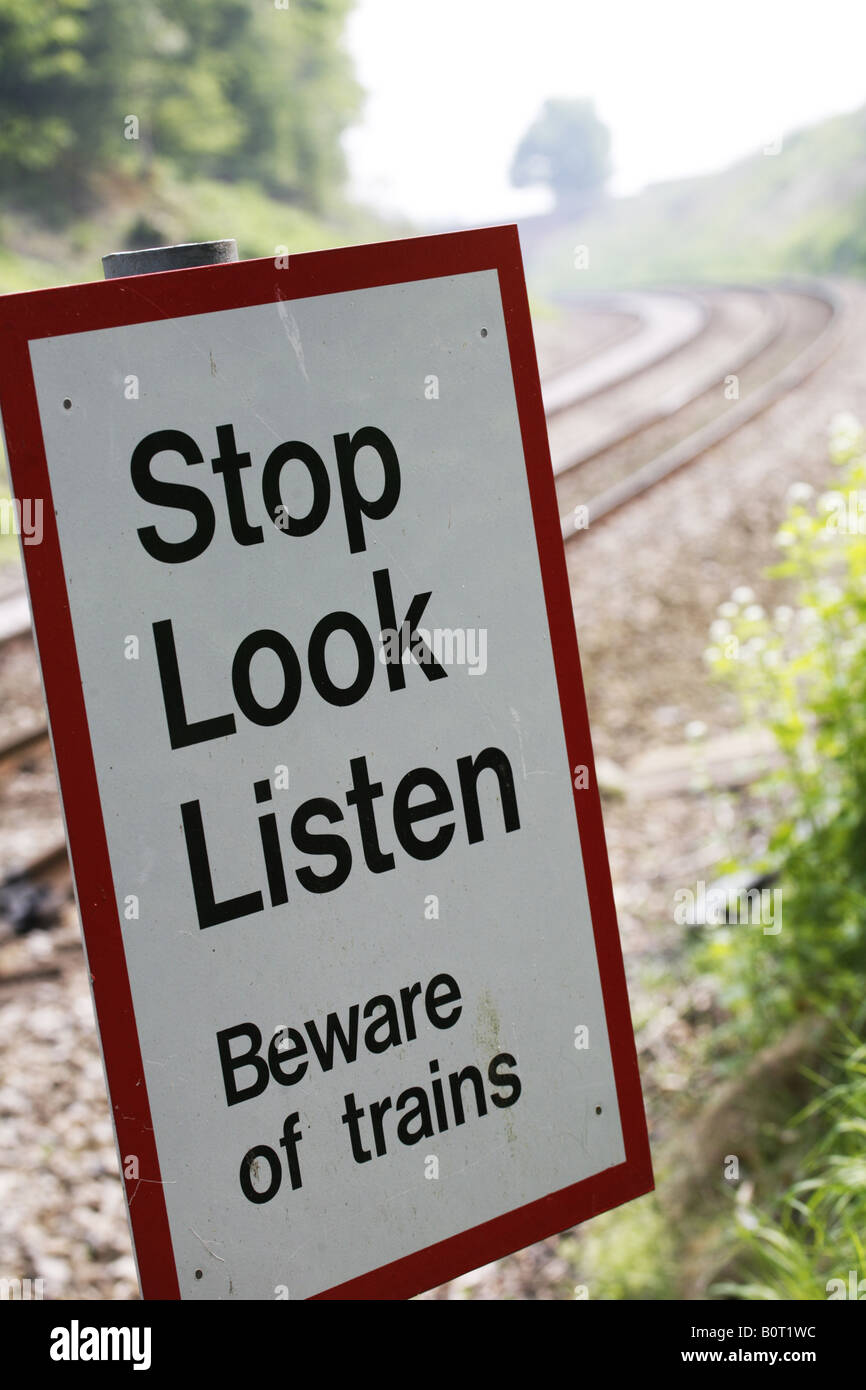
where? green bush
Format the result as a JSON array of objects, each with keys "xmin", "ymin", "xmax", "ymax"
[
  {"xmin": 713, "ymin": 1032, "xmax": 866, "ymax": 1300},
  {"xmin": 0, "ymin": 0, "xmax": 360, "ymax": 214},
  {"xmin": 698, "ymin": 416, "xmax": 866, "ymax": 1298},
  {"xmin": 702, "ymin": 414, "xmax": 866, "ymax": 1028}
]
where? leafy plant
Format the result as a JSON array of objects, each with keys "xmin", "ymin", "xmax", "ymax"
[
  {"xmin": 701, "ymin": 414, "xmax": 866, "ymax": 1026},
  {"xmin": 712, "ymin": 1031, "xmax": 866, "ymax": 1300}
]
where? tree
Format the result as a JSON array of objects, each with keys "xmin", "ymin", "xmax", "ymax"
[
  {"xmin": 0, "ymin": 0, "xmax": 142, "ymax": 207},
  {"xmin": 511, "ymin": 99, "xmax": 611, "ymax": 210},
  {"xmin": 139, "ymin": 0, "xmax": 362, "ymax": 209},
  {"xmin": 0, "ymin": 0, "xmax": 362, "ymax": 215}
]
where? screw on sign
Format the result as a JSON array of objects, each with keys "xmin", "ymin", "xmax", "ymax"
[{"xmin": 0, "ymin": 226, "xmax": 652, "ymax": 1299}]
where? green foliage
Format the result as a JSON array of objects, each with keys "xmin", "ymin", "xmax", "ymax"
[
  {"xmin": 511, "ymin": 98, "xmax": 611, "ymax": 209},
  {"xmin": 695, "ymin": 416, "xmax": 866, "ymax": 1298},
  {"xmin": 701, "ymin": 416, "xmax": 866, "ymax": 1028},
  {"xmin": 116, "ymin": 164, "xmax": 385, "ymax": 261},
  {"xmin": 0, "ymin": 0, "xmax": 361, "ymax": 215},
  {"xmin": 0, "ymin": 0, "xmax": 141, "ymax": 207},
  {"xmin": 713, "ymin": 1033, "xmax": 866, "ymax": 1299},
  {"xmin": 559, "ymin": 1194, "xmax": 678, "ymax": 1300},
  {"xmin": 139, "ymin": 0, "xmax": 361, "ymax": 208}
]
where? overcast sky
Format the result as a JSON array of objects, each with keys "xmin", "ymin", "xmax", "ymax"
[{"xmin": 343, "ymin": 0, "xmax": 866, "ymax": 225}]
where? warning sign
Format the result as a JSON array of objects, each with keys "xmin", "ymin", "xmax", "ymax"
[{"xmin": 0, "ymin": 227, "xmax": 652, "ymax": 1299}]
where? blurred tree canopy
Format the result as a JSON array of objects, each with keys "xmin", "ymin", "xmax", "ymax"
[
  {"xmin": 511, "ymin": 98, "xmax": 611, "ymax": 210},
  {"xmin": 0, "ymin": 0, "xmax": 361, "ymax": 212}
]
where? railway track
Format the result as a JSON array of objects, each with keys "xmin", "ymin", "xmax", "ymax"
[
  {"xmin": 0, "ymin": 278, "xmax": 846, "ymax": 941},
  {"xmin": 540, "ymin": 289, "xmax": 709, "ymax": 413},
  {"xmin": 550, "ymin": 285, "xmax": 783, "ymax": 473},
  {"xmin": 554, "ymin": 280, "xmax": 843, "ymax": 537},
  {"xmin": 534, "ymin": 297, "xmax": 643, "ymax": 378}
]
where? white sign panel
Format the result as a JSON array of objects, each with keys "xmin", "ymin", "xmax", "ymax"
[{"xmin": 0, "ymin": 228, "xmax": 652, "ymax": 1299}]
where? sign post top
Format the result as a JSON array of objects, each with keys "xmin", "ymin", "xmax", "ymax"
[{"xmin": 102, "ymin": 238, "xmax": 239, "ymax": 279}]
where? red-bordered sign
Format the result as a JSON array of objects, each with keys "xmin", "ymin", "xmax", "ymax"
[{"xmin": 0, "ymin": 226, "xmax": 652, "ymax": 1300}]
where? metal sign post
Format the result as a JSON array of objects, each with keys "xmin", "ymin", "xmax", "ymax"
[{"xmin": 102, "ymin": 240, "xmax": 239, "ymax": 279}]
